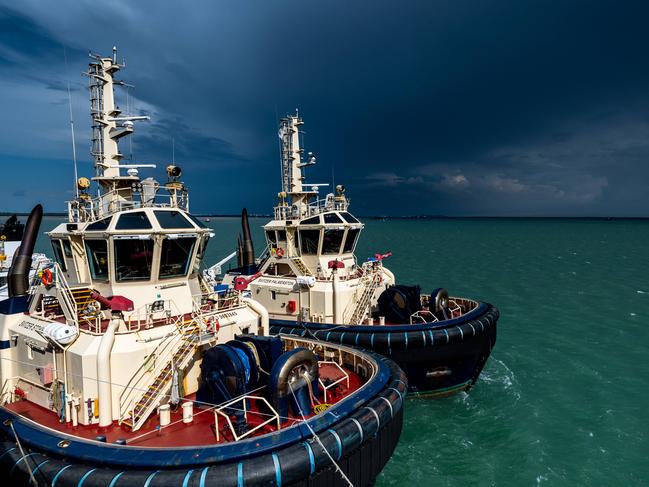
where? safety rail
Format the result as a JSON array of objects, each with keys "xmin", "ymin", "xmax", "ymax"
[
  {"xmin": 273, "ymin": 195, "xmax": 350, "ymax": 221},
  {"xmin": 67, "ymin": 184, "xmax": 189, "ymax": 223},
  {"xmin": 318, "ymin": 361, "xmax": 350, "ymax": 403},
  {"xmin": 123, "ymin": 298, "xmax": 185, "ymax": 333},
  {"xmin": 214, "ymin": 395, "xmax": 281, "ymax": 442},
  {"xmin": 191, "ymin": 289, "xmax": 242, "ymax": 316},
  {"xmin": 410, "ymin": 298, "xmax": 464, "ymax": 324},
  {"xmin": 52, "ymin": 263, "xmax": 80, "ymax": 330}
]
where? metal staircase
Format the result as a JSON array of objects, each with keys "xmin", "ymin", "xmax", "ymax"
[
  {"xmin": 291, "ymin": 257, "xmax": 313, "ymax": 276},
  {"xmin": 346, "ymin": 271, "xmax": 383, "ymax": 325},
  {"xmin": 69, "ymin": 288, "xmax": 99, "ymax": 328},
  {"xmin": 120, "ymin": 319, "xmax": 200, "ymax": 431}
]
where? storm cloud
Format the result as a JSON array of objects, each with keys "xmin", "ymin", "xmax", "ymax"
[{"xmin": 1, "ymin": 1, "xmax": 649, "ymax": 216}]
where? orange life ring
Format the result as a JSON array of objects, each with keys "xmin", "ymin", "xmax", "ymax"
[
  {"xmin": 41, "ymin": 268, "xmax": 53, "ymax": 286},
  {"xmin": 276, "ymin": 247, "xmax": 285, "ymax": 258}
]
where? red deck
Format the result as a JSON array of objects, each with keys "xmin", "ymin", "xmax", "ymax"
[{"xmin": 4, "ymin": 363, "xmax": 363, "ymax": 448}]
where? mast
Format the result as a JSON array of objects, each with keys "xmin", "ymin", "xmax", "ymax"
[
  {"xmin": 277, "ymin": 112, "xmax": 321, "ymax": 216},
  {"xmin": 87, "ymin": 47, "xmax": 150, "ymax": 193}
]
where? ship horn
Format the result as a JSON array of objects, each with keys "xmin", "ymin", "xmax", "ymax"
[
  {"xmin": 8, "ymin": 204, "xmax": 42, "ymax": 298},
  {"xmin": 240, "ymin": 208, "xmax": 255, "ymax": 267}
]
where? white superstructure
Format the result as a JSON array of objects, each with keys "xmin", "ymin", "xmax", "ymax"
[{"xmin": 224, "ymin": 113, "xmax": 396, "ymax": 325}]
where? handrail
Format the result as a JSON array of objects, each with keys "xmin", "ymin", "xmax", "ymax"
[
  {"xmin": 53, "ymin": 263, "xmax": 79, "ymax": 330},
  {"xmin": 67, "ymin": 184, "xmax": 189, "ymax": 223},
  {"xmin": 317, "ymin": 361, "xmax": 350, "ymax": 403},
  {"xmin": 214, "ymin": 395, "xmax": 280, "ymax": 442}
]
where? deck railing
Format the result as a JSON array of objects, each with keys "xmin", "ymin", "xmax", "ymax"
[{"xmin": 67, "ymin": 184, "xmax": 189, "ymax": 223}]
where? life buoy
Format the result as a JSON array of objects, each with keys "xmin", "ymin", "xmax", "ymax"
[
  {"xmin": 41, "ymin": 268, "xmax": 53, "ymax": 286},
  {"xmin": 276, "ymin": 247, "xmax": 285, "ymax": 258}
]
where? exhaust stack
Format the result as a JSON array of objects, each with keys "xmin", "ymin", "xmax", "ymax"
[
  {"xmin": 239, "ymin": 208, "xmax": 255, "ymax": 267},
  {"xmin": 7, "ymin": 204, "xmax": 43, "ymax": 297}
]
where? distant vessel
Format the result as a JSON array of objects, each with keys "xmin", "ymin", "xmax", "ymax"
[
  {"xmin": 220, "ymin": 112, "xmax": 498, "ymax": 396},
  {"xmin": 0, "ymin": 51, "xmax": 405, "ymax": 485},
  {"xmin": 0, "ymin": 214, "xmax": 51, "ymax": 301}
]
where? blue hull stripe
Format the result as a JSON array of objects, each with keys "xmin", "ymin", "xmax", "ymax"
[
  {"xmin": 237, "ymin": 463, "xmax": 244, "ymax": 487},
  {"xmin": 350, "ymin": 417, "xmax": 364, "ymax": 443},
  {"xmin": 78, "ymin": 468, "xmax": 97, "ymax": 487},
  {"xmin": 272, "ymin": 452, "xmax": 282, "ymax": 486},
  {"xmin": 108, "ymin": 471, "xmax": 125, "ymax": 487},
  {"xmin": 11, "ymin": 452, "xmax": 37, "ymax": 474},
  {"xmin": 379, "ymin": 396, "xmax": 394, "ymax": 418},
  {"xmin": 52, "ymin": 464, "xmax": 73, "ymax": 487},
  {"xmin": 328, "ymin": 429, "xmax": 343, "ymax": 460},
  {"xmin": 388, "ymin": 386, "xmax": 403, "ymax": 404},
  {"xmin": 144, "ymin": 470, "xmax": 159, "ymax": 487},
  {"xmin": 303, "ymin": 441, "xmax": 315, "ymax": 475},
  {"xmin": 32, "ymin": 459, "xmax": 50, "ymax": 476},
  {"xmin": 0, "ymin": 340, "xmax": 10, "ymax": 349},
  {"xmin": 363, "ymin": 406, "xmax": 381, "ymax": 436},
  {"xmin": 199, "ymin": 467, "xmax": 209, "ymax": 487},
  {"xmin": 183, "ymin": 469, "xmax": 195, "ymax": 487},
  {"xmin": 0, "ymin": 447, "xmax": 16, "ymax": 460}
]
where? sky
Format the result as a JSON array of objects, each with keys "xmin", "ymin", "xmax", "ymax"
[{"xmin": 1, "ymin": 1, "xmax": 649, "ymax": 216}]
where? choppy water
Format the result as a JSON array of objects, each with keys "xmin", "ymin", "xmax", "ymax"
[{"xmin": 35, "ymin": 217, "xmax": 649, "ymax": 485}]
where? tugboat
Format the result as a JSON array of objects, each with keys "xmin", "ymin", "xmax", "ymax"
[
  {"xmin": 0, "ymin": 50, "xmax": 406, "ymax": 486},
  {"xmin": 219, "ymin": 112, "xmax": 498, "ymax": 396},
  {"xmin": 0, "ymin": 214, "xmax": 51, "ymax": 300}
]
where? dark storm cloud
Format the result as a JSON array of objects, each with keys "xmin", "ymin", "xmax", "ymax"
[{"xmin": 1, "ymin": 1, "xmax": 649, "ymax": 215}]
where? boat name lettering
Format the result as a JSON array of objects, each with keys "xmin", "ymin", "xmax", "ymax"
[
  {"xmin": 257, "ymin": 278, "xmax": 295, "ymax": 288},
  {"xmin": 18, "ymin": 320, "xmax": 45, "ymax": 332}
]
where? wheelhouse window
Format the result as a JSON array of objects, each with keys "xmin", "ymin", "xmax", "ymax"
[
  {"xmin": 154, "ymin": 210, "xmax": 194, "ymax": 229},
  {"xmin": 266, "ymin": 230, "xmax": 277, "ymax": 245},
  {"xmin": 51, "ymin": 240, "xmax": 67, "ymax": 271},
  {"xmin": 84, "ymin": 240, "xmax": 109, "ymax": 281},
  {"xmin": 299, "ymin": 229, "xmax": 320, "ymax": 255},
  {"xmin": 322, "ymin": 229, "xmax": 345, "ymax": 255},
  {"xmin": 323, "ymin": 213, "xmax": 343, "ymax": 224},
  {"xmin": 277, "ymin": 230, "xmax": 287, "ymax": 242},
  {"xmin": 160, "ymin": 237, "xmax": 196, "ymax": 279},
  {"xmin": 186, "ymin": 214, "xmax": 207, "ymax": 228},
  {"xmin": 343, "ymin": 228, "xmax": 360, "ymax": 253},
  {"xmin": 193, "ymin": 236, "xmax": 210, "ymax": 273},
  {"xmin": 340, "ymin": 212, "xmax": 360, "ymax": 224},
  {"xmin": 115, "ymin": 211, "xmax": 152, "ymax": 230},
  {"xmin": 62, "ymin": 240, "xmax": 73, "ymax": 258},
  {"xmin": 114, "ymin": 238, "xmax": 154, "ymax": 282},
  {"xmin": 86, "ymin": 217, "xmax": 112, "ymax": 231},
  {"xmin": 301, "ymin": 215, "xmax": 320, "ymax": 225}
]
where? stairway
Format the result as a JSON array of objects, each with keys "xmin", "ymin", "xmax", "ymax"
[
  {"xmin": 291, "ymin": 257, "xmax": 313, "ymax": 277},
  {"xmin": 69, "ymin": 288, "xmax": 99, "ymax": 328},
  {"xmin": 121, "ymin": 320, "xmax": 199, "ymax": 431},
  {"xmin": 347, "ymin": 272, "xmax": 383, "ymax": 325}
]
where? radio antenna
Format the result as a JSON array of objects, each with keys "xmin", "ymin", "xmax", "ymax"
[{"xmin": 64, "ymin": 46, "xmax": 79, "ymax": 198}]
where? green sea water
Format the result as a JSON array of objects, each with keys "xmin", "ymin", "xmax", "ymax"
[{"xmin": 35, "ymin": 216, "xmax": 649, "ymax": 485}]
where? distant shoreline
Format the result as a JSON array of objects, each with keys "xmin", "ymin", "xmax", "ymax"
[{"xmin": 1, "ymin": 212, "xmax": 648, "ymax": 220}]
